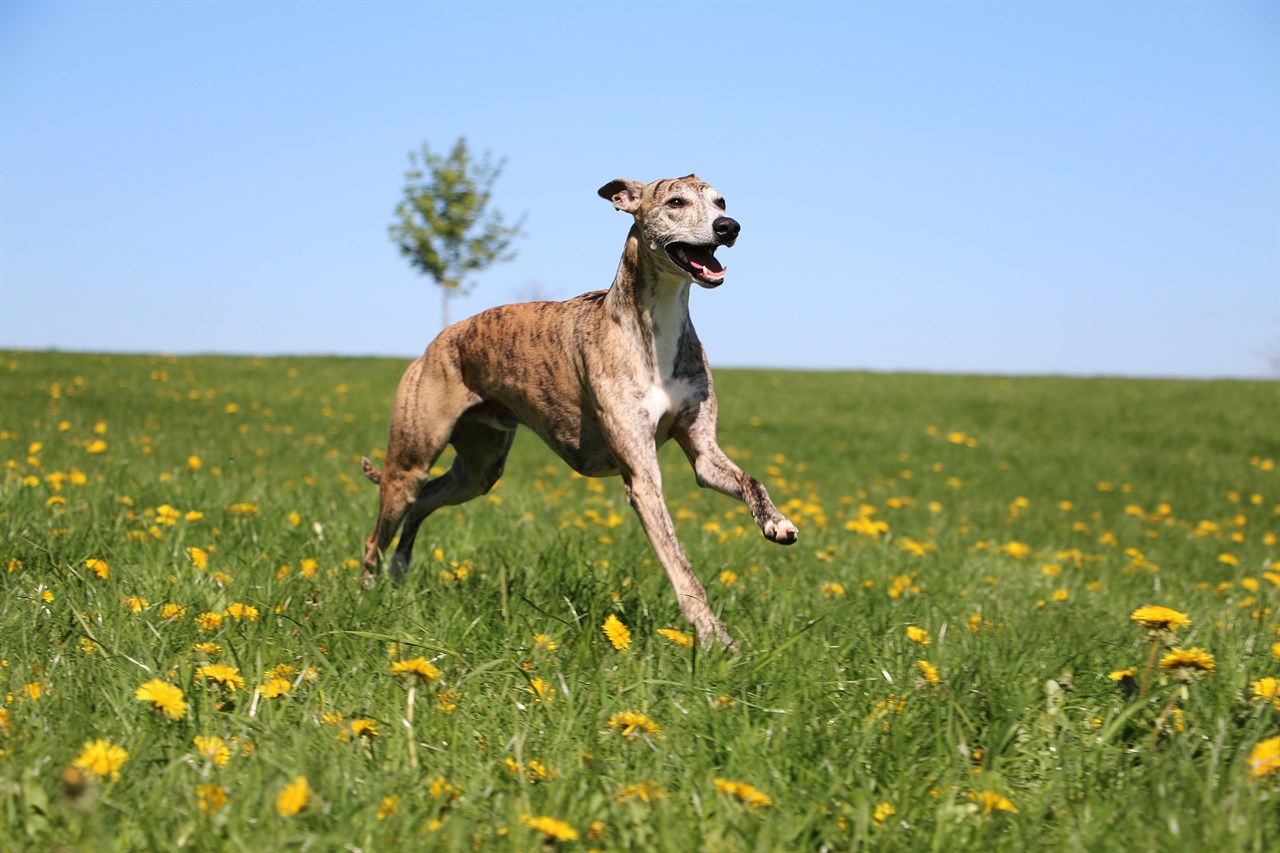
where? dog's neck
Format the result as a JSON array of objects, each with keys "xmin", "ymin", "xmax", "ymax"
[{"xmin": 605, "ymin": 228, "xmax": 692, "ymax": 380}]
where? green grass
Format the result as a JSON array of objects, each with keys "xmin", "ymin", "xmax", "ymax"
[{"xmin": 1, "ymin": 350, "xmax": 1278, "ymax": 851}]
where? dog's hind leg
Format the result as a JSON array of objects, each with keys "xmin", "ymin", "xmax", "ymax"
[{"xmin": 386, "ymin": 421, "xmax": 515, "ymax": 580}]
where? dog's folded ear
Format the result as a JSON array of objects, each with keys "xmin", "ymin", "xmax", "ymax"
[{"xmin": 598, "ymin": 179, "xmax": 645, "ymax": 214}]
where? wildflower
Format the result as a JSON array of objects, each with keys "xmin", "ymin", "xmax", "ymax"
[
  {"xmin": 521, "ymin": 814, "xmax": 579, "ymax": 842},
  {"xmin": 159, "ymin": 603, "xmax": 187, "ymax": 621},
  {"xmin": 606, "ymin": 711, "xmax": 662, "ymax": 739},
  {"xmin": 72, "ymin": 739, "xmax": 128, "ymax": 780},
  {"xmin": 1108, "ymin": 666, "xmax": 1137, "ymax": 681},
  {"xmin": 196, "ymin": 782, "xmax": 228, "ymax": 813},
  {"xmin": 819, "ymin": 581, "xmax": 846, "ymax": 598},
  {"xmin": 85, "ymin": 558, "xmax": 109, "ymax": 579},
  {"xmin": 122, "ymin": 595, "xmax": 148, "ymax": 613},
  {"xmin": 196, "ymin": 663, "xmax": 246, "ymax": 691},
  {"xmin": 873, "ymin": 801, "xmax": 896, "ymax": 827},
  {"xmin": 526, "ymin": 677, "xmax": 554, "ymax": 703},
  {"xmin": 225, "ymin": 502, "xmax": 260, "ymax": 516},
  {"xmin": 971, "ymin": 790, "xmax": 1018, "ymax": 815},
  {"xmin": 78, "ymin": 637, "xmax": 98, "ymax": 654},
  {"xmin": 1158, "ymin": 648, "xmax": 1216, "ymax": 682},
  {"xmin": 713, "ymin": 778, "xmax": 773, "ymax": 809},
  {"xmin": 602, "ymin": 614, "xmax": 631, "ymax": 651},
  {"xmin": 1246, "ymin": 735, "xmax": 1280, "ymax": 780},
  {"xmin": 187, "ymin": 455, "xmax": 203, "ymax": 470},
  {"xmin": 967, "ymin": 613, "xmax": 983, "ymax": 633},
  {"xmin": 193, "ymin": 641, "xmax": 221, "ymax": 655},
  {"xmin": 194, "ymin": 611, "xmax": 223, "ymax": 631},
  {"xmin": 615, "ymin": 780, "xmax": 669, "ymax": 803},
  {"xmin": 1251, "ymin": 677, "xmax": 1280, "ymax": 710},
  {"xmin": 657, "ymin": 628, "xmax": 694, "ymax": 649},
  {"xmin": 86, "ymin": 439, "xmax": 107, "ymax": 454},
  {"xmin": 390, "ymin": 657, "xmax": 441, "ymax": 684},
  {"xmin": 223, "ymin": 602, "xmax": 258, "ymax": 622},
  {"xmin": 135, "ymin": 679, "xmax": 188, "ymax": 720},
  {"xmin": 532, "ymin": 633, "xmax": 557, "ymax": 652},
  {"xmin": 428, "ymin": 775, "xmax": 462, "ymax": 802},
  {"xmin": 276, "ymin": 776, "xmax": 310, "ymax": 817},
  {"xmin": 916, "ymin": 660, "xmax": 939, "ymax": 687},
  {"xmin": 906, "ymin": 626, "xmax": 931, "ymax": 646},
  {"xmin": 186, "ymin": 547, "xmax": 209, "ymax": 570},
  {"xmin": 376, "ymin": 795, "xmax": 399, "ymax": 820},
  {"xmin": 193, "ymin": 735, "xmax": 231, "ymax": 767},
  {"xmin": 260, "ymin": 677, "xmax": 292, "ymax": 699},
  {"xmin": 1130, "ymin": 605, "xmax": 1191, "ymax": 637}
]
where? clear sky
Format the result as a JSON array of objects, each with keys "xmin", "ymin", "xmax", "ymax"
[{"xmin": 2, "ymin": 0, "xmax": 1277, "ymax": 378}]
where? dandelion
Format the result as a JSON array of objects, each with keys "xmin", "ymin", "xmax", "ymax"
[
  {"xmin": 1251, "ymin": 677, "xmax": 1280, "ymax": 710},
  {"xmin": 187, "ymin": 455, "xmax": 203, "ymax": 471},
  {"xmin": 186, "ymin": 547, "xmax": 209, "ymax": 570},
  {"xmin": 873, "ymin": 801, "xmax": 896, "ymax": 827},
  {"xmin": 1158, "ymin": 648, "xmax": 1216, "ymax": 682},
  {"xmin": 193, "ymin": 735, "xmax": 231, "ymax": 767},
  {"xmin": 602, "ymin": 614, "xmax": 631, "ymax": 651},
  {"xmin": 1246, "ymin": 735, "xmax": 1280, "ymax": 780},
  {"xmin": 1108, "ymin": 666, "xmax": 1137, "ymax": 681},
  {"xmin": 196, "ymin": 663, "xmax": 245, "ymax": 691},
  {"xmin": 532, "ymin": 633, "xmax": 557, "ymax": 652},
  {"xmin": 916, "ymin": 660, "xmax": 939, "ymax": 687},
  {"xmin": 615, "ymin": 780, "xmax": 669, "ymax": 804},
  {"xmin": 85, "ymin": 558, "xmax": 109, "ymax": 579},
  {"xmin": 819, "ymin": 581, "xmax": 846, "ymax": 599},
  {"xmin": 194, "ymin": 611, "xmax": 223, "ymax": 631},
  {"xmin": 971, "ymin": 790, "xmax": 1018, "ymax": 815},
  {"xmin": 1130, "ymin": 605, "xmax": 1191, "ymax": 637},
  {"xmin": 713, "ymin": 778, "xmax": 773, "ymax": 809},
  {"xmin": 223, "ymin": 602, "xmax": 259, "ymax": 622},
  {"xmin": 196, "ymin": 782, "xmax": 228, "ymax": 813},
  {"xmin": 390, "ymin": 657, "xmax": 441, "ymax": 684},
  {"xmin": 122, "ymin": 595, "xmax": 149, "ymax": 613},
  {"xmin": 135, "ymin": 679, "xmax": 188, "ymax": 720},
  {"xmin": 657, "ymin": 627, "xmax": 694, "ymax": 649},
  {"xmin": 276, "ymin": 776, "xmax": 310, "ymax": 817},
  {"xmin": 521, "ymin": 814, "xmax": 579, "ymax": 842},
  {"xmin": 606, "ymin": 710, "xmax": 662, "ymax": 739},
  {"xmin": 260, "ymin": 676, "xmax": 292, "ymax": 699},
  {"xmin": 906, "ymin": 626, "xmax": 931, "ymax": 646},
  {"xmin": 428, "ymin": 776, "xmax": 462, "ymax": 802},
  {"xmin": 376, "ymin": 795, "xmax": 399, "ymax": 820},
  {"xmin": 526, "ymin": 677, "xmax": 555, "ymax": 703},
  {"xmin": 159, "ymin": 603, "xmax": 187, "ymax": 621},
  {"xmin": 193, "ymin": 641, "xmax": 221, "ymax": 655},
  {"xmin": 72, "ymin": 739, "xmax": 128, "ymax": 780}
]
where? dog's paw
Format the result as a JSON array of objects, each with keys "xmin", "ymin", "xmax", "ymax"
[{"xmin": 764, "ymin": 518, "xmax": 799, "ymax": 545}]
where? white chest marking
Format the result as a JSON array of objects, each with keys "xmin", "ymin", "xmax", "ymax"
[{"xmin": 642, "ymin": 377, "xmax": 694, "ymax": 433}]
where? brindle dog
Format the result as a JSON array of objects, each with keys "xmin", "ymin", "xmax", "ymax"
[{"xmin": 361, "ymin": 175, "xmax": 798, "ymax": 649}]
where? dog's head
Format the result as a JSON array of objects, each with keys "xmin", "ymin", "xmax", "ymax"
[{"xmin": 598, "ymin": 175, "xmax": 739, "ymax": 288}]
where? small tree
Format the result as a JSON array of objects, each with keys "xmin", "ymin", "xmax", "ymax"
[{"xmin": 389, "ymin": 137, "xmax": 526, "ymax": 328}]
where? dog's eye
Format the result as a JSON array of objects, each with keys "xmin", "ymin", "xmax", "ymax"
[
  {"xmin": 714, "ymin": 197, "xmax": 726, "ymax": 210},
  {"xmin": 665, "ymin": 197, "xmax": 686, "ymax": 208}
]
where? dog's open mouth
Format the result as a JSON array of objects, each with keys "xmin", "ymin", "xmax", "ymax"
[{"xmin": 666, "ymin": 243, "xmax": 726, "ymax": 286}]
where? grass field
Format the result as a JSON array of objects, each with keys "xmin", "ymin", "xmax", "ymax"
[{"xmin": 1, "ymin": 350, "xmax": 1278, "ymax": 851}]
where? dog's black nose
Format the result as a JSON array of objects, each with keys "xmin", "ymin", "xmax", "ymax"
[{"xmin": 713, "ymin": 216, "xmax": 740, "ymax": 242}]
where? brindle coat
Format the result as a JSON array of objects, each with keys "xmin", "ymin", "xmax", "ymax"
[{"xmin": 361, "ymin": 175, "xmax": 798, "ymax": 649}]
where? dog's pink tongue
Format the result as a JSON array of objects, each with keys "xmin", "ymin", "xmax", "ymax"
[{"xmin": 689, "ymin": 249, "xmax": 724, "ymax": 275}]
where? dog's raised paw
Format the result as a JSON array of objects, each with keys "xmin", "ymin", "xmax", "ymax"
[{"xmin": 764, "ymin": 518, "xmax": 799, "ymax": 545}]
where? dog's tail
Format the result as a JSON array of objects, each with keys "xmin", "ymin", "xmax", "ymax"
[{"xmin": 361, "ymin": 456, "xmax": 382, "ymax": 485}]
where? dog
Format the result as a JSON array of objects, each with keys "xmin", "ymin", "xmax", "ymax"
[{"xmin": 361, "ymin": 175, "xmax": 798, "ymax": 649}]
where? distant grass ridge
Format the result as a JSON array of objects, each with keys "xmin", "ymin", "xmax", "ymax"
[{"xmin": 1, "ymin": 351, "xmax": 1277, "ymax": 850}]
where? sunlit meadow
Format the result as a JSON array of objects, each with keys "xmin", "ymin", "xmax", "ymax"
[{"xmin": 1, "ymin": 351, "xmax": 1277, "ymax": 851}]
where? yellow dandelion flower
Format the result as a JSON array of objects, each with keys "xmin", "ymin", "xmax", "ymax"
[
  {"xmin": 72, "ymin": 739, "xmax": 128, "ymax": 780},
  {"xmin": 85, "ymin": 558, "xmax": 109, "ymax": 579},
  {"xmin": 873, "ymin": 801, "xmax": 896, "ymax": 827},
  {"xmin": 521, "ymin": 814, "xmax": 578, "ymax": 842},
  {"xmin": 260, "ymin": 676, "xmax": 292, "ymax": 699},
  {"xmin": 122, "ymin": 595, "xmax": 149, "ymax": 613},
  {"xmin": 1246, "ymin": 735, "xmax": 1280, "ymax": 780},
  {"xmin": 606, "ymin": 711, "xmax": 662, "ymax": 739},
  {"xmin": 657, "ymin": 627, "xmax": 694, "ymax": 649},
  {"xmin": 602, "ymin": 614, "xmax": 631, "ymax": 651},
  {"xmin": 196, "ymin": 664, "xmax": 245, "ymax": 691},
  {"xmin": 159, "ymin": 603, "xmax": 187, "ymax": 621},
  {"xmin": 615, "ymin": 780, "xmax": 669, "ymax": 804},
  {"xmin": 527, "ymin": 677, "xmax": 555, "ymax": 703},
  {"xmin": 376, "ymin": 795, "xmax": 399, "ymax": 820},
  {"xmin": 428, "ymin": 776, "xmax": 462, "ymax": 802},
  {"xmin": 187, "ymin": 455, "xmax": 203, "ymax": 471},
  {"xmin": 276, "ymin": 776, "xmax": 310, "ymax": 817},
  {"xmin": 1130, "ymin": 605, "xmax": 1191, "ymax": 634},
  {"xmin": 186, "ymin": 547, "xmax": 209, "ymax": 570},
  {"xmin": 1158, "ymin": 648, "xmax": 1216, "ymax": 681},
  {"xmin": 349, "ymin": 718, "xmax": 380, "ymax": 738},
  {"xmin": 194, "ymin": 611, "xmax": 223, "ymax": 631},
  {"xmin": 1108, "ymin": 666, "xmax": 1138, "ymax": 681},
  {"xmin": 193, "ymin": 641, "xmax": 221, "ymax": 655},
  {"xmin": 134, "ymin": 679, "xmax": 188, "ymax": 720},
  {"xmin": 196, "ymin": 782, "xmax": 228, "ymax": 813},
  {"xmin": 713, "ymin": 778, "xmax": 773, "ymax": 809},
  {"xmin": 971, "ymin": 790, "xmax": 1018, "ymax": 815},
  {"xmin": 1251, "ymin": 677, "xmax": 1280, "ymax": 710},
  {"xmin": 819, "ymin": 581, "xmax": 846, "ymax": 598},
  {"xmin": 390, "ymin": 657, "xmax": 441, "ymax": 684},
  {"xmin": 967, "ymin": 613, "xmax": 983, "ymax": 633},
  {"xmin": 906, "ymin": 626, "xmax": 931, "ymax": 646},
  {"xmin": 916, "ymin": 660, "xmax": 939, "ymax": 687},
  {"xmin": 223, "ymin": 602, "xmax": 258, "ymax": 622},
  {"xmin": 193, "ymin": 735, "xmax": 231, "ymax": 767}
]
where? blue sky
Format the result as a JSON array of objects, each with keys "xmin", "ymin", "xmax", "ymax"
[{"xmin": 2, "ymin": 0, "xmax": 1276, "ymax": 378}]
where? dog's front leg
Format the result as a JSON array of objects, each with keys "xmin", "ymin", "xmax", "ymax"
[
  {"xmin": 617, "ymin": 455, "xmax": 738, "ymax": 651},
  {"xmin": 675, "ymin": 412, "xmax": 799, "ymax": 545}
]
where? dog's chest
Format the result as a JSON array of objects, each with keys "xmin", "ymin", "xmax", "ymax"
[
  {"xmin": 640, "ymin": 297, "xmax": 696, "ymax": 434},
  {"xmin": 641, "ymin": 377, "xmax": 694, "ymax": 435}
]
